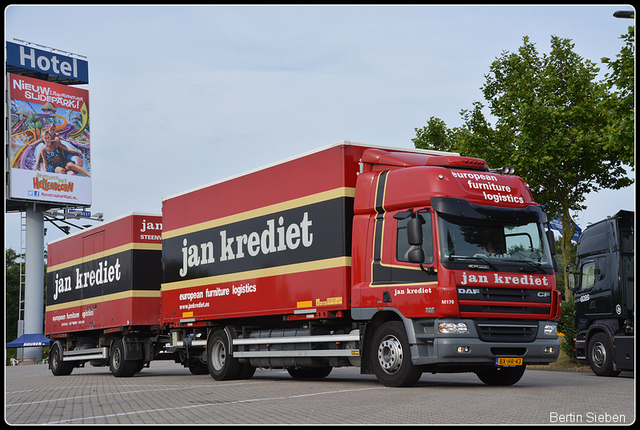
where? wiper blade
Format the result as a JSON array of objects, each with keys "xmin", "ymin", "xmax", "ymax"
[
  {"xmin": 448, "ymin": 255, "xmax": 499, "ymax": 271},
  {"xmin": 510, "ymin": 259, "xmax": 547, "ymax": 273},
  {"xmin": 471, "ymin": 255, "xmax": 500, "ymax": 271}
]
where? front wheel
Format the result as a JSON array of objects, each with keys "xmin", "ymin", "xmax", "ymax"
[
  {"xmin": 588, "ymin": 332, "xmax": 620, "ymax": 377},
  {"xmin": 475, "ymin": 365, "xmax": 526, "ymax": 386},
  {"xmin": 370, "ymin": 321, "xmax": 422, "ymax": 387}
]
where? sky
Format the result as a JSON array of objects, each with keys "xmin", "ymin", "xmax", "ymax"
[{"xmin": 4, "ymin": 4, "xmax": 635, "ymax": 252}]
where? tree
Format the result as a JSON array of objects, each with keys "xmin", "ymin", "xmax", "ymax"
[
  {"xmin": 5, "ymin": 248, "xmax": 48, "ymax": 343},
  {"xmin": 5, "ymin": 249, "xmax": 23, "ymax": 342},
  {"xmin": 601, "ymin": 26, "xmax": 635, "ymax": 167},
  {"xmin": 553, "ymin": 238, "xmax": 576, "ymax": 299},
  {"xmin": 413, "ymin": 35, "xmax": 634, "ymax": 290}
]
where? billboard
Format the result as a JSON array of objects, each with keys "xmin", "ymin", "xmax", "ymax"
[{"xmin": 8, "ymin": 73, "xmax": 91, "ymax": 206}]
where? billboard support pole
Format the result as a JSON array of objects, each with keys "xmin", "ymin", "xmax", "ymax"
[{"xmin": 23, "ymin": 204, "xmax": 45, "ymax": 361}]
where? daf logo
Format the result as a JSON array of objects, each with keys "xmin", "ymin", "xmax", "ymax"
[
  {"xmin": 458, "ymin": 288, "xmax": 481, "ymax": 295},
  {"xmin": 537, "ymin": 291, "xmax": 551, "ymax": 298}
]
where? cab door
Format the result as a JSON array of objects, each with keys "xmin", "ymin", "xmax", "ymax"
[{"xmin": 575, "ymin": 255, "xmax": 612, "ymax": 325}]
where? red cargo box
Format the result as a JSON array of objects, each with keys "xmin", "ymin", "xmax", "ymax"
[
  {"xmin": 161, "ymin": 142, "xmax": 378, "ymax": 325},
  {"xmin": 45, "ymin": 213, "xmax": 162, "ymax": 336}
]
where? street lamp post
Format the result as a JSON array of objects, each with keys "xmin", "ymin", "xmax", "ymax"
[{"xmin": 613, "ymin": 10, "xmax": 634, "ymax": 19}]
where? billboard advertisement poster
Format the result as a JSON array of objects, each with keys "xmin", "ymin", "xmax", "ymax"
[{"xmin": 8, "ymin": 73, "xmax": 91, "ymax": 206}]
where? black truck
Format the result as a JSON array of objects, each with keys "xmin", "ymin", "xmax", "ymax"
[{"xmin": 567, "ymin": 210, "xmax": 634, "ymax": 376}]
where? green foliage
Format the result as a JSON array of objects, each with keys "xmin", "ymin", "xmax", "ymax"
[
  {"xmin": 601, "ymin": 26, "xmax": 635, "ymax": 167},
  {"xmin": 558, "ymin": 296, "xmax": 578, "ymax": 361},
  {"xmin": 5, "ymin": 248, "xmax": 48, "ymax": 344}
]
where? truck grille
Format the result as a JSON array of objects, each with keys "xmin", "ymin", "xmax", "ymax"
[
  {"xmin": 476, "ymin": 320, "xmax": 539, "ymax": 343},
  {"xmin": 457, "ymin": 287, "xmax": 551, "ymax": 317}
]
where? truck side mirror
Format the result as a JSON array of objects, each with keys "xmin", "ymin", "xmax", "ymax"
[
  {"xmin": 546, "ymin": 230, "xmax": 557, "ymax": 255},
  {"xmin": 407, "ymin": 217, "xmax": 423, "ymax": 246},
  {"xmin": 567, "ymin": 273, "xmax": 576, "ymax": 291},
  {"xmin": 565, "ymin": 264, "xmax": 577, "ymax": 291},
  {"xmin": 405, "ymin": 212, "xmax": 432, "ymax": 270},
  {"xmin": 407, "ymin": 247, "xmax": 425, "ymax": 264}
]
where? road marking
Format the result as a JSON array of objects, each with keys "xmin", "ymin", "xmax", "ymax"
[
  {"xmin": 5, "ymin": 381, "xmax": 265, "ymax": 407},
  {"xmin": 45, "ymin": 386, "xmax": 386, "ymax": 424}
]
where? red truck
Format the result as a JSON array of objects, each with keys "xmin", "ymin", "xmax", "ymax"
[{"xmin": 46, "ymin": 141, "xmax": 561, "ymax": 386}]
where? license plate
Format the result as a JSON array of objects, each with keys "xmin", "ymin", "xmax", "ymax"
[{"xmin": 496, "ymin": 357, "xmax": 523, "ymax": 366}]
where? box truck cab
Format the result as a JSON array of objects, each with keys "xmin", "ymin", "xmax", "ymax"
[{"xmin": 347, "ymin": 147, "xmax": 560, "ymax": 385}]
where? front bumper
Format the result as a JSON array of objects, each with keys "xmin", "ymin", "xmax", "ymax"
[{"xmin": 408, "ymin": 318, "xmax": 560, "ymax": 367}]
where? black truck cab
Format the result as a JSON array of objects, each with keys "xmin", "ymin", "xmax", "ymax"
[{"xmin": 567, "ymin": 210, "xmax": 634, "ymax": 376}]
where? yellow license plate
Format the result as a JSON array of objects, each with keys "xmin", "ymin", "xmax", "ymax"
[{"xmin": 496, "ymin": 357, "xmax": 523, "ymax": 366}]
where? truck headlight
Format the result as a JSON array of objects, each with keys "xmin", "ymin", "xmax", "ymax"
[
  {"xmin": 439, "ymin": 322, "xmax": 468, "ymax": 334},
  {"xmin": 543, "ymin": 324, "xmax": 557, "ymax": 335}
]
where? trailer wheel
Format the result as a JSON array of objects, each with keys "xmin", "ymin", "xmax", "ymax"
[
  {"xmin": 287, "ymin": 367, "xmax": 332, "ymax": 379},
  {"xmin": 371, "ymin": 321, "xmax": 422, "ymax": 387},
  {"xmin": 110, "ymin": 339, "xmax": 139, "ymax": 377},
  {"xmin": 588, "ymin": 332, "xmax": 621, "ymax": 377},
  {"xmin": 50, "ymin": 342, "xmax": 74, "ymax": 376},
  {"xmin": 475, "ymin": 365, "xmax": 526, "ymax": 386},
  {"xmin": 207, "ymin": 329, "xmax": 243, "ymax": 380}
]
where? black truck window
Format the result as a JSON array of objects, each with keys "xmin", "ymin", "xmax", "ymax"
[{"xmin": 580, "ymin": 260, "xmax": 596, "ymax": 291}]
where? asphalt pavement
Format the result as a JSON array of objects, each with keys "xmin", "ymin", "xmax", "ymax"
[{"xmin": 5, "ymin": 361, "xmax": 635, "ymax": 425}]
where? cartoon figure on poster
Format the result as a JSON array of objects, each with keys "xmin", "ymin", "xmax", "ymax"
[{"xmin": 10, "ymin": 98, "xmax": 90, "ymax": 177}]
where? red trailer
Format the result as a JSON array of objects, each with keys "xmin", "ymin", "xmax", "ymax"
[
  {"xmin": 46, "ymin": 212, "xmax": 163, "ymax": 376},
  {"xmin": 47, "ymin": 141, "xmax": 561, "ymax": 386}
]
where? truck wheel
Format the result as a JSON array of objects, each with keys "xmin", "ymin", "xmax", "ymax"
[
  {"xmin": 475, "ymin": 365, "xmax": 526, "ymax": 386},
  {"xmin": 588, "ymin": 332, "xmax": 621, "ymax": 377},
  {"xmin": 371, "ymin": 321, "xmax": 422, "ymax": 387},
  {"xmin": 239, "ymin": 365, "xmax": 256, "ymax": 379},
  {"xmin": 287, "ymin": 366, "xmax": 332, "ymax": 379},
  {"xmin": 207, "ymin": 329, "xmax": 243, "ymax": 380},
  {"xmin": 189, "ymin": 361, "xmax": 209, "ymax": 375},
  {"xmin": 50, "ymin": 342, "xmax": 74, "ymax": 376},
  {"xmin": 110, "ymin": 339, "xmax": 138, "ymax": 377}
]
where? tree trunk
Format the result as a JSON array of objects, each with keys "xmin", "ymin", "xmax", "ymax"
[{"xmin": 560, "ymin": 204, "xmax": 576, "ymax": 296}]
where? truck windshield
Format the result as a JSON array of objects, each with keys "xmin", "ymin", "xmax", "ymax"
[{"xmin": 437, "ymin": 214, "xmax": 554, "ymax": 269}]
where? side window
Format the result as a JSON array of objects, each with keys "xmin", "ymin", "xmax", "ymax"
[
  {"xmin": 580, "ymin": 260, "xmax": 596, "ymax": 290},
  {"xmin": 396, "ymin": 212, "xmax": 433, "ymax": 264},
  {"xmin": 397, "ymin": 221, "xmax": 411, "ymax": 261}
]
